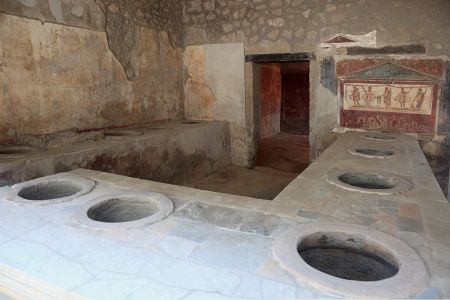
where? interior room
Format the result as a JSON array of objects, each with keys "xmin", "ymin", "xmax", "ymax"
[{"xmin": 0, "ymin": 0, "xmax": 449, "ymax": 299}]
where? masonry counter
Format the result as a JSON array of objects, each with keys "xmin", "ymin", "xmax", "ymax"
[{"xmin": 0, "ymin": 131, "xmax": 448, "ymax": 299}]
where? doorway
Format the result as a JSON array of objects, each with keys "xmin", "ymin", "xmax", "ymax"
[{"xmin": 256, "ymin": 61, "xmax": 310, "ymax": 175}]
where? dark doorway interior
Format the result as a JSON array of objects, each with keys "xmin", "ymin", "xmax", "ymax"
[
  {"xmin": 256, "ymin": 61, "xmax": 310, "ymax": 175},
  {"xmin": 281, "ymin": 62, "xmax": 310, "ymax": 135}
]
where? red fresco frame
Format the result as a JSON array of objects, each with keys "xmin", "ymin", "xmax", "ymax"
[{"xmin": 337, "ymin": 60, "xmax": 443, "ymax": 133}]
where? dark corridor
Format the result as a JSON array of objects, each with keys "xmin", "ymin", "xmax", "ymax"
[
  {"xmin": 257, "ymin": 61, "xmax": 310, "ymax": 175},
  {"xmin": 280, "ymin": 62, "xmax": 310, "ymax": 135}
]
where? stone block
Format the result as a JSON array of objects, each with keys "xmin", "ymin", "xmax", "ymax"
[
  {"xmin": 172, "ymin": 202, "xmax": 244, "ymax": 230},
  {"xmin": 189, "ymin": 229, "xmax": 271, "ymax": 272}
]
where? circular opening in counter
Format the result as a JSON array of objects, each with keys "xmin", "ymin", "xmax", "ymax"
[
  {"xmin": 87, "ymin": 197, "xmax": 159, "ymax": 223},
  {"xmin": 75, "ymin": 192, "xmax": 174, "ymax": 230},
  {"xmin": 272, "ymin": 222, "xmax": 429, "ymax": 298},
  {"xmin": 365, "ymin": 133, "xmax": 395, "ymax": 141},
  {"xmin": 4, "ymin": 175, "xmax": 96, "ymax": 205},
  {"xmin": 18, "ymin": 181, "xmax": 83, "ymax": 200},
  {"xmin": 297, "ymin": 232, "xmax": 398, "ymax": 281},
  {"xmin": 355, "ymin": 149, "xmax": 394, "ymax": 156},
  {"xmin": 326, "ymin": 169, "xmax": 413, "ymax": 195},
  {"xmin": 338, "ymin": 172, "xmax": 396, "ymax": 190}
]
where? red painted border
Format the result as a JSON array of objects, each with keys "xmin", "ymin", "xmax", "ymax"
[{"xmin": 336, "ymin": 59, "xmax": 444, "ymax": 133}]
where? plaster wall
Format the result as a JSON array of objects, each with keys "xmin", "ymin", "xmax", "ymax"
[
  {"xmin": 0, "ymin": 0, "xmax": 105, "ymax": 31},
  {"xmin": 0, "ymin": 13, "xmax": 184, "ymax": 142},
  {"xmin": 260, "ymin": 63, "xmax": 281, "ymax": 138},
  {"xmin": 182, "ymin": 0, "xmax": 450, "ymax": 159},
  {"xmin": 0, "ymin": 0, "xmax": 183, "ymax": 81},
  {"xmin": 184, "ymin": 43, "xmax": 248, "ymax": 166}
]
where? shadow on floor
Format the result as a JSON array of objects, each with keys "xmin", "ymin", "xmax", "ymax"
[
  {"xmin": 182, "ymin": 165, "xmax": 297, "ymax": 200},
  {"xmin": 181, "ymin": 133, "xmax": 310, "ymax": 200},
  {"xmin": 256, "ymin": 132, "xmax": 310, "ymax": 173}
]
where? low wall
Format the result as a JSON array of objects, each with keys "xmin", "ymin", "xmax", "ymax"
[{"xmin": 0, "ymin": 121, "xmax": 231, "ymax": 185}]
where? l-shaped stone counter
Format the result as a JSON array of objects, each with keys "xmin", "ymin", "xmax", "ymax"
[{"xmin": 0, "ymin": 125, "xmax": 449, "ymax": 299}]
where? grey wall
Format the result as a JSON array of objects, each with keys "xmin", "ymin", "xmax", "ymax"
[
  {"xmin": 182, "ymin": 0, "xmax": 449, "ymax": 56},
  {"xmin": 182, "ymin": 0, "xmax": 450, "ymax": 159}
]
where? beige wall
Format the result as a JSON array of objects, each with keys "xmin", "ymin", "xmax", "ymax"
[
  {"xmin": 0, "ymin": 13, "xmax": 183, "ymax": 142},
  {"xmin": 184, "ymin": 43, "xmax": 248, "ymax": 166}
]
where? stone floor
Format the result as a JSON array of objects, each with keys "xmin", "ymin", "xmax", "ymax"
[
  {"xmin": 256, "ymin": 132, "xmax": 310, "ymax": 173},
  {"xmin": 0, "ymin": 132, "xmax": 448, "ymax": 299},
  {"xmin": 182, "ymin": 165, "xmax": 296, "ymax": 200},
  {"xmin": 183, "ymin": 131, "xmax": 308, "ymax": 200}
]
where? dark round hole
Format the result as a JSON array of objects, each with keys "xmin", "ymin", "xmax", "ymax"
[
  {"xmin": 298, "ymin": 232, "xmax": 399, "ymax": 281},
  {"xmin": 338, "ymin": 172, "xmax": 396, "ymax": 189},
  {"xmin": 87, "ymin": 198, "xmax": 159, "ymax": 223},
  {"xmin": 182, "ymin": 121, "xmax": 201, "ymax": 124},
  {"xmin": 18, "ymin": 181, "xmax": 83, "ymax": 200},
  {"xmin": 355, "ymin": 149, "xmax": 394, "ymax": 156},
  {"xmin": 365, "ymin": 134, "xmax": 395, "ymax": 141}
]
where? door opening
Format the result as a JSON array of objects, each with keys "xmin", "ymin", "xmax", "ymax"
[{"xmin": 256, "ymin": 61, "xmax": 310, "ymax": 175}]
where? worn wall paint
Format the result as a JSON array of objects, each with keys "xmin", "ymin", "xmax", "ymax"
[
  {"xmin": 439, "ymin": 62, "xmax": 450, "ymax": 137},
  {"xmin": 95, "ymin": 0, "xmax": 183, "ymax": 80},
  {"xmin": 0, "ymin": 14, "xmax": 183, "ymax": 142},
  {"xmin": 182, "ymin": 0, "xmax": 450, "ymax": 159},
  {"xmin": 337, "ymin": 59, "xmax": 445, "ymax": 134},
  {"xmin": 260, "ymin": 63, "xmax": 281, "ymax": 138},
  {"xmin": 184, "ymin": 43, "xmax": 248, "ymax": 166},
  {"xmin": 0, "ymin": 0, "xmax": 183, "ymax": 81},
  {"xmin": 184, "ymin": 46, "xmax": 216, "ymax": 119},
  {"xmin": 0, "ymin": 0, "xmax": 105, "ymax": 31}
]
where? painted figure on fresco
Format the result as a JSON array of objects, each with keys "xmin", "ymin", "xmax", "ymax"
[
  {"xmin": 395, "ymin": 87, "xmax": 412, "ymax": 109},
  {"xmin": 362, "ymin": 86, "xmax": 374, "ymax": 107},
  {"xmin": 383, "ymin": 86, "xmax": 392, "ymax": 108},
  {"xmin": 411, "ymin": 87, "xmax": 427, "ymax": 111},
  {"xmin": 344, "ymin": 83, "xmax": 433, "ymax": 115},
  {"xmin": 376, "ymin": 96, "xmax": 382, "ymax": 108},
  {"xmin": 350, "ymin": 86, "xmax": 360, "ymax": 107}
]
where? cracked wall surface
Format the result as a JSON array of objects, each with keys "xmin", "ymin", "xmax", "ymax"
[
  {"xmin": 95, "ymin": 0, "xmax": 183, "ymax": 80},
  {"xmin": 0, "ymin": 0, "xmax": 105, "ymax": 31},
  {"xmin": 0, "ymin": 0, "xmax": 183, "ymax": 81},
  {"xmin": 0, "ymin": 1, "xmax": 184, "ymax": 142}
]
